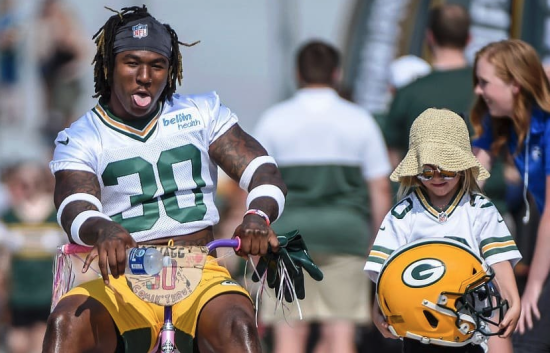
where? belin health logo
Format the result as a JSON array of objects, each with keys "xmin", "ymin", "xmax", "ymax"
[
  {"xmin": 163, "ymin": 112, "xmax": 201, "ymax": 130},
  {"xmin": 402, "ymin": 258, "xmax": 446, "ymax": 288}
]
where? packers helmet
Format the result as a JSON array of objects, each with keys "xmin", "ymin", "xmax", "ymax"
[{"xmin": 376, "ymin": 238, "xmax": 508, "ymax": 348}]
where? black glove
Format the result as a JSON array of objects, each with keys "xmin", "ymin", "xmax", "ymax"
[{"xmin": 252, "ymin": 230, "xmax": 323, "ymax": 302}]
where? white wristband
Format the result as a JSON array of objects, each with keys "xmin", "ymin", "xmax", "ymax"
[
  {"xmin": 246, "ymin": 184, "xmax": 285, "ymax": 220},
  {"xmin": 70, "ymin": 210, "xmax": 111, "ymax": 246},
  {"xmin": 57, "ymin": 193, "xmax": 103, "ymax": 227},
  {"xmin": 239, "ymin": 156, "xmax": 278, "ymax": 190}
]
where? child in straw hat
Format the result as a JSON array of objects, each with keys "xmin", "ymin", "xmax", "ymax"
[{"xmin": 364, "ymin": 108, "xmax": 522, "ymax": 352}]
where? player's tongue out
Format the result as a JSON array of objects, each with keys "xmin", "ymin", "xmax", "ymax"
[{"xmin": 133, "ymin": 94, "xmax": 151, "ymax": 107}]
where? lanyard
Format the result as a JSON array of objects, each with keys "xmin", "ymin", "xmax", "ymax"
[{"xmin": 522, "ymin": 129, "xmax": 531, "ymax": 224}]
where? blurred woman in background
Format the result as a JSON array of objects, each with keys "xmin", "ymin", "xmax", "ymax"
[{"xmin": 470, "ymin": 38, "xmax": 550, "ymax": 353}]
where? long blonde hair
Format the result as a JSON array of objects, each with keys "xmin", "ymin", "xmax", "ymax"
[
  {"xmin": 396, "ymin": 169, "xmax": 482, "ymax": 201},
  {"xmin": 471, "ymin": 39, "xmax": 550, "ymax": 155}
]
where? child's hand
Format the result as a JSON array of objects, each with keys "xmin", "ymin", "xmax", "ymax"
[
  {"xmin": 498, "ymin": 299, "xmax": 521, "ymax": 338},
  {"xmin": 372, "ymin": 302, "xmax": 398, "ymax": 339},
  {"xmin": 489, "ymin": 261, "xmax": 521, "ymax": 338}
]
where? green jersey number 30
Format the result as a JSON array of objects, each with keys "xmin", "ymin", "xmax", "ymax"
[{"xmin": 101, "ymin": 145, "xmax": 207, "ymax": 233}]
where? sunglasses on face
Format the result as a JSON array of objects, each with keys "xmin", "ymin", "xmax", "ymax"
[{"xmin": 417, "ymin": 167, "xmax": 460, "ymax": 181}]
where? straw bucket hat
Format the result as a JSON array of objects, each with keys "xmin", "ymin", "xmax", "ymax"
[{"xmin": 390, "ymin": 108, "xmax": 490, "ymax": 182}]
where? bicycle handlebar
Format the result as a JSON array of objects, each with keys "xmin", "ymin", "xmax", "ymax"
[
  {"xmin": 206, "ymin": 238, "xmax": 240, "ymax": 252},
  {"xmin": 61, "ymin": 237, "xmax": 242, "ymax": 255}
]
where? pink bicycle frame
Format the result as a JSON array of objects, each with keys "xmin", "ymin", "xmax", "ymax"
[{"xmin": 152, "ymin": 238, "xmax": 240, "ymax": 353}]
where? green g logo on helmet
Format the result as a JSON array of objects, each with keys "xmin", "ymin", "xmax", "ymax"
[{"xmin": 402, "ymin": 259, "xmax": 446, "ymax": 288}]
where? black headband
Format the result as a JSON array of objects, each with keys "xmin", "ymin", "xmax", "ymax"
[{"xmin": 113, "ymin": 17, "xmax": 172, "ymax": 58}]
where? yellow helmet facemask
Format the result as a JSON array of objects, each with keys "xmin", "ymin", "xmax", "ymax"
[{"xmin": 376, "ymin": 238, "xmax": 508, "ymax": 348}]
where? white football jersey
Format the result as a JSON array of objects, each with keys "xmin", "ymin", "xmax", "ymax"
[
  {"xmin": 50, "ymin": 92, "xmax": 237, "ymax": 242},
  {"xmin": 364, "ymin": 187, "xmax": 522, "ymax": 282}
]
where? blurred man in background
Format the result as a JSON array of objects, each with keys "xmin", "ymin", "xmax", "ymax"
[
  {"xmin": 255, "ymin": 40, "xmax": 392, "ymax": 353},
  {"xmin": 384, "ymin": 3, "xmax": 473, "ymax": 168}
]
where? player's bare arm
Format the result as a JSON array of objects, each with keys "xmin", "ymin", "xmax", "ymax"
[
  {"xmin": 209, "ymin": 124, "xmax": 287, "ymax": 255},
  {"xmin": 54, "ymin": 169, "xmax": 136, "ymax": 283},
  {"xmin": 54, "ymin": 170, "xmax": 102, "ymax": 229},
  {"xmin": 209, "ymin": 123, "xmax": 287, "ymax": 213},
  {"xmin": 208, "ymin": 124, "xmax": 269, "ymax": 181}
]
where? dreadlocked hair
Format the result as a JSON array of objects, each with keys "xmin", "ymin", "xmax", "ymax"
[{"xmin": 92, "ymin": 5, "xmax": 196, "ymax": 102}]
